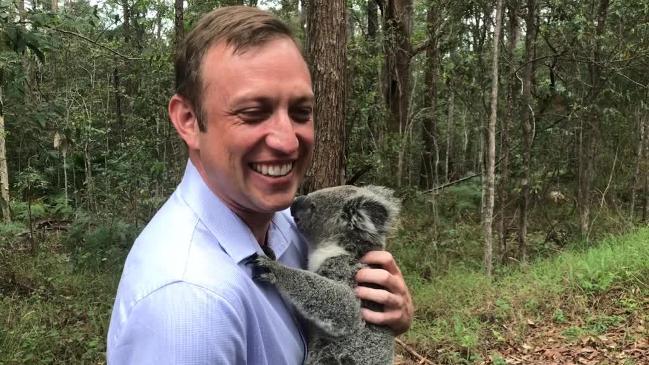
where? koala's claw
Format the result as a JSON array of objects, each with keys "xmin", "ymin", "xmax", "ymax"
[{"xmin": 251, "ymin": 255, "xmax": 277, "ymax": 283}]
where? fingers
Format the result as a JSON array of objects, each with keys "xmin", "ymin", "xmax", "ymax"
[
  {"xmin": 360, "ymin": 251, "xmax": 401, "ymax": 275},
  {"xmin": 360, "ymin": 308, "xmax": 403, "ymax": 326},
  {"xmin": 355, "ymin": 250, "xmax": 414, "ymax": 335},
  {"xmin": 354, "ymin": 285, "xmax": 404, "ymax": 309},
  {"xmin": 355, "ymin": 267, "xmax": 404, "ymax": 295}
]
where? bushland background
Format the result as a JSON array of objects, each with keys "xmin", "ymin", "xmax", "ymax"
[{"xmin": 1, "ymin": 0, "xmax": 648, "ymax": 363}]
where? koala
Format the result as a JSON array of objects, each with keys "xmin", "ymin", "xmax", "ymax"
[{"xmin": 253, "ymin": 185, "xmax": 401, "ymax": 365}]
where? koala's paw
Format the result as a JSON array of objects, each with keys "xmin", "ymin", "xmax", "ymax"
[{"xmin": 251, "ymin": 255, "xmax": 278, "ymax": 284}]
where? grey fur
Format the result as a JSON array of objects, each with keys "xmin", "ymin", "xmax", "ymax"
[{"xmin": 253, "ymin": 185, "xmax": 401, "ymax": 365}]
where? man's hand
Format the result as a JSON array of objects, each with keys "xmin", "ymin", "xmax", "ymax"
[{"xmin": 354, "ymin": 251, "xmax": 413, "ymax": 335}]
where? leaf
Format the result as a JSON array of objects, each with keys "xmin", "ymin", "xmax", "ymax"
[{"xmin": 26, "ymin": 43, "xmax": 45, "ymax": 62}]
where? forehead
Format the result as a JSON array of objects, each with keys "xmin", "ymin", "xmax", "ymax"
[
  {"xmin": 199, "ymin": 37, "xmax": 312, "ymax": 91},
  {"xmin": 309, "ymin": 186, "xmax": 359, "ymax": 200}
]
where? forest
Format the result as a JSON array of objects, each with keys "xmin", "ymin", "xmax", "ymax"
[{"xmin": 1, "ymin": 0, "xmax": 648, "ymax": 363}]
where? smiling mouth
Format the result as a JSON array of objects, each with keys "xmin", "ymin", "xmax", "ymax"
[{"xmin": 250, "ymin": 162, "xmax": 294, "ymax": 177}]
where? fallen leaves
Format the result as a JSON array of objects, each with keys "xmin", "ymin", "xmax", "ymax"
[
  {"xmin": 395, "ymin": 291, "xmax": 649, "ymax": 365},
  {"xmin": 478, "ymin": 315, "xmax": 649, "ymax": 365}
]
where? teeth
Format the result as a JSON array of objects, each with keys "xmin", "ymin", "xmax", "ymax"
[{"xmin": 252, "ymin": 162, "xmax": 293, "ymax": 177}]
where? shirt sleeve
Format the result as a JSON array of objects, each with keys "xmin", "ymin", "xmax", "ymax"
[{"xmin": 108, "ymin": 281, "xmax": 246, "ymax": 365}]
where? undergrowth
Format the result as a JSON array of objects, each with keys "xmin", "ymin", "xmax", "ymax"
[
  {"xmin": 392, "ymin": 222, "xmax": 649, "ymax": 364},
  {"xmin": 0, "ymin": 212, "xmax": 134, "ymax": 364},
  {"xmin": 0, "ymin": 188, "xmax": 647, "ymax": 364}
]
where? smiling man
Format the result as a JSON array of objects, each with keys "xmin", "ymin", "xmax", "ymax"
[{"xmin": 107, "ymin": 6, "xmax": 412, "ymax": 364}]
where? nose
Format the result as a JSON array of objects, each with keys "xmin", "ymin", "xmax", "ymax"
[{"xmin": 266, "ymin": 111, "xmax": 299, "ymax": 154}]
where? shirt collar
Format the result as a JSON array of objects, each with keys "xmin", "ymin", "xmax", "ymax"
[{"xmin": 176, "ymin": 160, "xmax": 292, "ymax": 264}]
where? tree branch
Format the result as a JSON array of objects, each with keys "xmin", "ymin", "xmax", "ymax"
[
  {"xmin": 411, "ymin": 38, "xmax": 432, "ymax": 58},
  {"xmin": 395, "ymin": 338, "xmax": 434, "ymax": 365},
  {"xmin": 425, "ymin": 172, "xmax": 481, "ymax": 193},
  {"xmin": 42, "ymin": 25, "xmax": 142, "ymax": 61}
]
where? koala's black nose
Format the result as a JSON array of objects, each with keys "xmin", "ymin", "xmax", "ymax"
[{"xmin": 291, "ymin": 195, "xmax": 306, "ymax": 219}]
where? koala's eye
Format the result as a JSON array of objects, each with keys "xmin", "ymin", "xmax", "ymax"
[{"xmin": 308, "ymin": 202, "xmax": 316, "ymax": 211}]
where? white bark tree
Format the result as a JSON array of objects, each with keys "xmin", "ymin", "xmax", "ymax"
[{"xmin": 483, "ymin": 0, "xmax": 504, "ymax": 277}]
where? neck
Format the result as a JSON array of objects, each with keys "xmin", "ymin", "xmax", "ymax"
[
  {"xmin": 238, "ymin": 212, "xmax": 272, "ymax": 246},
  {"xmin": 189, "ymin": 154, "xmax": 273, "ymax": 246}
]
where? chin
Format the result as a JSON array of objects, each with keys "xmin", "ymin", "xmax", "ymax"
[{"xmin": 257, "ymin": 192, "xmax": 296, "ymax": 213}]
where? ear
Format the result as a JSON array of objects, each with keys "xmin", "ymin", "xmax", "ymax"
[
  {"xmin": 342, "ymin": 195, "xmax": 390, "ymax": 242},
  {"xmin": 168, "ymin": 94, "xmax": 200, "ymax": 150},
  {"xmin": 364, "ymin": 185, "xmax": 401, "ymax": 214}
]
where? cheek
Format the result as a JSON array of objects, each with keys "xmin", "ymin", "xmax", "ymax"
[{"xmin": 296, "ymin": 124, "xmax": 315, "ymax": 150}]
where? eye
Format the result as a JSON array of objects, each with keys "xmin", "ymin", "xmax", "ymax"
[
  {"xmin": 290, "ymin": 105, "xmax": 313, "ymax": 123},
  {"xmin": 236, "ymin": 107, "xmax": 272, "ymax": 124}
]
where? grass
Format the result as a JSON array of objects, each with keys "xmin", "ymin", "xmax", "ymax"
[
  {"xmin": 392, "ymin": 225, "xmax": 649, "ymax": 363},
  {"xmin": 1, "ymin": 199, "xmax": 647, "ymax": 364},
  {"xmin": 0, "ymin": 249, "xmax": 118, "ymax": 364},
  {"xmin": 0, "ymin": 219, "xmax": 134, "ymax": 364}
]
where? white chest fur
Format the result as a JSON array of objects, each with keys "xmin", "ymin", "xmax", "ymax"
[{"xmin": 308, "ymin": 242, "xmax": 349, "ymax": 272}]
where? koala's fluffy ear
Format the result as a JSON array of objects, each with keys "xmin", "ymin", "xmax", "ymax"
[
  {"xmin": 341, "ymin": 188, "xmax": 400, "ymax": 244},
  {"xmin": 363, "ymin": 186, "xmax": 401, "ymax": 213}
]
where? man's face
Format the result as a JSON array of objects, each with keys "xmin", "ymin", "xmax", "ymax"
[{"xmin": 191, "ymin": 37, "xmax": 314, "ymax": 218}]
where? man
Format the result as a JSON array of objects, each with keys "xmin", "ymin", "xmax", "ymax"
[{"xmin": 107, "ymin": 6, "xmax": 412, "ymax": 364}]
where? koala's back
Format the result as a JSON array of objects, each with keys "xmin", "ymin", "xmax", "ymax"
[{"xmin": 307, "ymin": 255, "xmax": 394, "ymax": 365}]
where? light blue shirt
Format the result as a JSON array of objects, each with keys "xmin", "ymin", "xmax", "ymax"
[{"xmin": 107, "ymin": 161, "xmax": 307, "ymax": 364}]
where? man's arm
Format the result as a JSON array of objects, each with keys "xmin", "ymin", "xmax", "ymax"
[
  {"xmin": 108, "ymin": 282, "xmax": 246, "ymax": 365},
  {"xmin": 354, "ymin": 251, "xmax": 414, "ymax": 335}
]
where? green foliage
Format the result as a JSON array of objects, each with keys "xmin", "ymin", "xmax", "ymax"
[
  {"xmin": 397, "ymin": 227, "xmax": 649, "ymax": 361},
  {"xmin": 11, "ymin": 200, "xmax": 47, "ymax": 221},
  {"xmin": 49, "ymin": 195, "xmax": 74, "ymax": 218},
  {"xmin": 491, "ymin": 355, "xmax": 507, "ymax": 365},
  {"xmin": 0, "ymin": 220, "xmax": 26, "ymax": 244},
  {"xmin": 562, "ymin": 326, "xmax": 586, "ymax": 341},
  {"xmin": 552, "ymin": 308, "xmax": 566, "ymax": 324},
  {"xmin": 0, "ymin": 242, "xmax": 118, "ymax": 363},
  {"xmin": 586, "ymin": 314, "xmax": 624, "ymax": 335},
  {"xmin": 437, "ymin": 180, "xmax": 482, "ymax": 219},
  {"xmin": 1, "ymin": 0, "xmax": 649, "ymax": 362},
  {"xmin": 15, "ymin": 167, "xmax": 49, "ymax": 198},
  {"xmin": 66, "ymin": 214, "xmax": 137, "ymax": 270}
]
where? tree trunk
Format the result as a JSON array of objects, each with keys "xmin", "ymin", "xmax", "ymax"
[
  {"xmin": 383, "ymin": 0, "xmax": 413, "ymax": 134},
  {"xmin": 0, "ymin": 106, "xmax": 10, "ymax": 223},
  {"xmin": 174, "ymin": 0, "xmax": 184, "ymax": 51},
  {"xmin": 299, "ymin": 0, "xmax": 308, "ymax": 34},
  {"xmin": 419, "ymin": 6, "xmax": 439, "ymax": 190},
  {"xmin": 631, "ymin": 110, "xmax": 645, "ymax": 219},
  {"xmin": 499, "ymin": 2, "xmax": 518, "ymax": 262},
  {"xmin": 445, "ymin": 87, "xmax": 454, "ymax": 183},
  {"xmin": 483, "ymin": 0, "xmax": 503, "ymax": 277},
  {"xmin": 302, "ymin": 0, "xmax": 347, "ymax": 192},
  {"xmin": 519, "ymin": 0, "xmax": 535, "ymax": 261},
  {"xmin": 156, "ymin": 5, "xmax": 163, "ymax": 39},
  {"xmin": 366, "ymin": 0, "xmax": 380, "ymax": 136},
  {"xmin": 63, "ymin": 150, "xmax": 68, "ymax": 206},
  {"xmin": 642, "ymin": 114, "xmax": 649, "ymax": 223},
  {"xmin": 367, "ymin": 0, "xmax": 378, "ymax": 43},
  {"xmin": 122, "ymin": 0, "xmax": 131, "ymax": 43},
  {"xmin": 578, "ymin": 0, "xmax": 610, "ymax": 239},
  {"xmin": 461, "ymin": 110, "xmax": 468, "ymax": 176}
]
